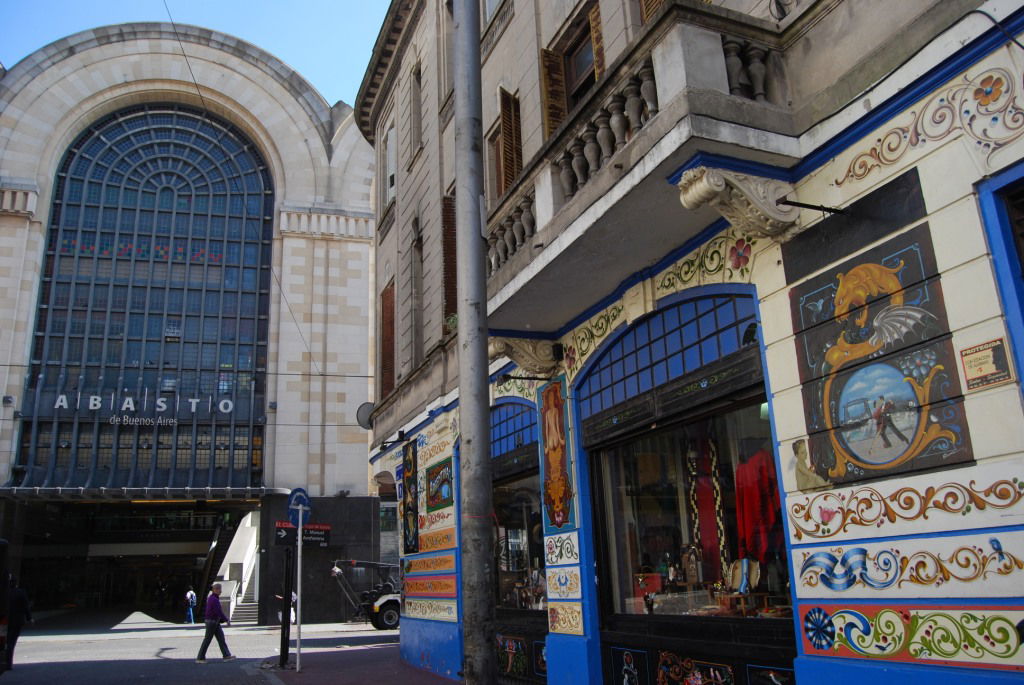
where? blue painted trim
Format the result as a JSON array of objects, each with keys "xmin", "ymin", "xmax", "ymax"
[
  {"xmin": 665, "ymin": 6, "xmax": 1024, "ymax": 187},
  {"xmin": 796, "ymin": 597, "xmax": 1024, "ymax": 608},
  {"xmin": 795, "ymin": 654, "xmax": 1024, "ymax": 685},
  {"xmin": 666, "ymin": 151, "xmax": 795, "ymax": 185},
  {"xmin": 788, "ymin": 522, "xmax": 1024, "ymax": 550},
  {"xmin": 976, "ymin": 163, "xmax": 1024, "ymax": 406},
  {"xmin": 488, "ymin": 361, "xmax": 518, "ymax": 383}
]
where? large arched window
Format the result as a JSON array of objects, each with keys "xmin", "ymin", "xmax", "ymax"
[
  {"xmin": 18, "ymin": 103, "xmax": 273, "ymax": 492},
  {"xmin": 578, "ymin": 293, "xmax": 757, "ymax": 419}
]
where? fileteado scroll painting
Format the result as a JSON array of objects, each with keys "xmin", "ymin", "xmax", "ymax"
[{"xmin": 790, "ymin": 223, "xmax": 972, "ymax": 486}]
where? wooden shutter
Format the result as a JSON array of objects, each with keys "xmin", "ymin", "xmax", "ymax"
[
  {"xmin": 640, "ymin": 0, "xmax": 664, "ymax": 24},
  {"xmin": 589, "ymin": 5, "xmax": 606, "ymax": 81},
  {"xmin": 540, "ymin": 48, "xmax": 568, "ymax": 139},
  {"xmin": 498, "ymin": 89, "xmax": 523, "ymax": 195},
  {"xmin": 442, "ymin": 195, "xmax": 458, "ymax": 335},
  {"xmin": 380, "ymin": 281, "xmax": 395, "ymax": 396}
]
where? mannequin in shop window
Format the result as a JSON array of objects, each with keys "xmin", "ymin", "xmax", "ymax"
[{"xmin": 733, "ymin": 441, "xmax": 782, "ymax": 594}]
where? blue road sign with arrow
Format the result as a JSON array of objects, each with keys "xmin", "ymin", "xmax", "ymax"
[{"xmin": 287, "ymin": 488, "xmax": 311, "ymax": 528}]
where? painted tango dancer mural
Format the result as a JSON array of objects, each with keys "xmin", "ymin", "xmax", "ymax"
[{"xmin": 790, "ymin": 223, "xmax": 973, "ymax": 485}]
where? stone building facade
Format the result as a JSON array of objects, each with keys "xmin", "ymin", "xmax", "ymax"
[
  {"xmin": 0, "ymin": 23, "xmax": 377, "ymax": 622},
  {"xmin": 359, "ymin": 0, "xmax": 1024, "ymax": 683}
]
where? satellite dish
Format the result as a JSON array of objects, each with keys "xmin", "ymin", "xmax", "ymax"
[{"xmin": 356, "ymin": 401, "xmax": 375, "ymax": 430}]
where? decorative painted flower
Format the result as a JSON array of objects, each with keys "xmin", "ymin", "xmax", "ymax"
[
  {"xmin": 564, "ymin": 345, "xmax": 577, "ymax": 370},
  {"xmin": 804, "ymin": 607, "xmax": 836, "ymax": 650},
  {"xmin": 974, "ymin": 75, "xmax": 1004, "ymax": 106},
  {"xmin": 729, "ymin": 239, "xmax": 752, "ymax": 270},
  {"xmin": 818, "ymin": 506, "xmax": 838, "ymax": 524}
]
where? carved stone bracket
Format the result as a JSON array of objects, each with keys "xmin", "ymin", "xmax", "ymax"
[
  {"xmin": 677, "ymin": 166, "xmax": 798, "ymax": 239},
  {"xmin": 488, "ymin": 337, "xmax": 561, "ymax": 377}
]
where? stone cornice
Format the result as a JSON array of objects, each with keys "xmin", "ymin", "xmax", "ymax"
[
  {"xmin": 677, "ymin": 166, "xmax": 798, "ymax": 239},
  {"xmin": 278, "ymin": 209, "xmax": 373, "ymax": 240},
  {"xmin": 0, "ymin": 185, "xmax": 38, "ymax": 218}
]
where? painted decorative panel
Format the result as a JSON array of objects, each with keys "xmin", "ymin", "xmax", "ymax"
[
  {"xmin": 402, "ymin": 441, "xmax": 419, "ymax": 554},
  {"xmin": 789, "ymin": 223, "xmax": 972, "ymax": 486},
  {"xmin": 544, "ymin": 530, "xmax": 580, "ymax": 566},
  {"xmin": 404, "ymin": 598, "xmax": 458, "ymax": 622},
  {"xmin": 795, "ymin": 531, "xmax": 1024, "ymax": 598},
  {"xmin": 403, "ymin": 552, "xmax": 456, "ymax": 574},
  {"xmin": 656, "ymin": 227, "xmax": 760, "ymax": 297},
  {"xmin": 835, "ymin": 56, "xmax": 1024, "ymax": 187},
  {"xmin": 786, "ymin": 458, "xmax": 1024, "ymax": 543},
  {"xmin": 534, "ymin": 640, "xmax": 547, "ymax": 677},
  {"xmin": 548, "ymin": 601, "xmax": 584, "ymax": 635},
  {"xmin": 496, "ymin": 634, "xmax": 529, "ymax": 677},
  {"xmin": 610, "ymin": 646, "xmax": 650, "ymax": 685},
  {"xmin": 747, "ymin": 665, "xmax": 794, "ymax": 684},
  {"xmin": 563, "ymin": 303, "xmax": 624, "ymax": 381},
  {"xmin": 546, "ymin": 565, "xmax": 582, "ymax": 600},
  {"xmin": 655, "ymin": 651, "xmax": 735, "ymax": 684},
  {"xmin": 418, "ymin": 508, "xmax": 455, "ymax": 533},
  {"xmin": 425, "ymin": 457, "xmax": 453, "ymax": 512},
  {"xmin": 404, "ymin": 574, "xmax": 458, "ymax": 598},
  {"xmin": 539, "ymin": 377, "xmax": 577, "ymax": 532},
  {"xmin": 800, "ymin": 604, "xmax": 1024, "ymax": 670},
  {"xmin": 419, "ymin": 526, "xmax": 456, "ymax": 552}
]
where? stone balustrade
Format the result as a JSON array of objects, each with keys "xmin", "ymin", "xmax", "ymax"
[
  {"xmin": 721, "ymin": 36, "xmax": 771, "ymax": 103},
  {"xmin": 486, "ymin": 189, "xmax": 536, "ymax": 277},
  {"xmin": 554, "ymin": 58, "xmax": 659, "ymax": 203}
]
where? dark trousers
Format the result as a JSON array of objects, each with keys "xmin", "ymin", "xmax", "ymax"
[
  {"xmin": 6, "ymin": 622, "xmax": 24, "ymax": 668},
  {"xmin": 197, "ymin": 620, "xmax": 230, "ymax": 659},
  {"xmin": 185, "ymin": 606, "xmax": 194, "ymax": 623}
]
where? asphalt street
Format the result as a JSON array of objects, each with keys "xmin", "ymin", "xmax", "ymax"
[{"xmin": 1, "ymin": 610, "xmax": 453, "ymax": 684}]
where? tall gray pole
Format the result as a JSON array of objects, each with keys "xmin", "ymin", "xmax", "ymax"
[{"xmin": 453, "ymin": 0, "xmax": 495, "ymax": 682}]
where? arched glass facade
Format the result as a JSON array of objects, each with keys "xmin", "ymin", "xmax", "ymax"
[{"xmin": 16, "ymin": 104, "xmax": 273, "ymax": 491}]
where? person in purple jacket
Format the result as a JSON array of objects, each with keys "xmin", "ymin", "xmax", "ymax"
[{"xmin": 195, "ymin": 583, "xmax": 235, "ymax": 663}]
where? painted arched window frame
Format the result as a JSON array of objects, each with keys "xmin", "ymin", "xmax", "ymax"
[{"xmin": 575, "ymin": 285, "xmax": 788, "ymax": 624}]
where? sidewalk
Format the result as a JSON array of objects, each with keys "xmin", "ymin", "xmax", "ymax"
[{"xmin": 265, "ymin": 642, "xmax": 458, "ymax": 685}]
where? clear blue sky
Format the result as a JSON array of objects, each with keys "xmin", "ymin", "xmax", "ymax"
[{"xmin": 0, "ymin": 0, "xmax": 390, "ymax": 106}]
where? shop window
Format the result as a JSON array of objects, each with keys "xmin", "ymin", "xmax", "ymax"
[
  {"xmin": 596, "ymin": 400, "xmax": 788, "ymax": 619},
  {"xmin": 491, "ymin": 402, "xmax": 545, "ymax": 611}
]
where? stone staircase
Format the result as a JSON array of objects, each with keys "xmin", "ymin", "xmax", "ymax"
[{"xmin": 230, "ymin": 579, "xmax": 258, "ymax": 624}]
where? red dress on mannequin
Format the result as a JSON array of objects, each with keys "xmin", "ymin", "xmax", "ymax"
[{"xmin": 733, "ymin": 448, "xmax": 779, "ymax": 563}]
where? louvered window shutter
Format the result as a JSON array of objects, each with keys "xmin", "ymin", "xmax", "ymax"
[
  {"xmin": 380, "ymin": 281, "xmax": 396, "ymax": 396},
  {"xmin": 498, "ymin": 89, "xmax": 523, "ymax": 196},
  {"xmin": 589, "ymin": 5, "xmax": 606, "ymax": 81},
  {"xmin": 540, "ymin": 48, "xmax": 568, "ymax": 139},
  {"xmin": 442, "ymin": 195, "xmax": 458, "ymax": 335},
  {"xmin": 640, "ymin": 0, "xmax": 664, "ymax": 24}
]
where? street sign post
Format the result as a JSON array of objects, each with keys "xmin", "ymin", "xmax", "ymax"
[
  {"xmin": 287, "ymin": 488, "xmax": 311, "ymax": 672},
  {"xmin": 274, "ymin": 521, "xmax": 331, "ymax": 547}
]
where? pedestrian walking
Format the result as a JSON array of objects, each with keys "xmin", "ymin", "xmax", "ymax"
[
  {"xmin": 195, "ymin": 583, "xmax": 235, "ymax": 663},
  {"xmin": 5, "ymin": 576, "xmax": 33, "ymax": 672},
  {"xmin": 184, "ymin": 586, "xmax": 197, "ymax": 624}
]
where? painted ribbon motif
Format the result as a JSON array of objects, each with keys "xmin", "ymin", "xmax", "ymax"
[
  {"xmin": 788, "ymin": 477, "xmax": 1024, "ymax": 540},
  {"xmin": 800, "ymin": 548, "xmax": 899, "ymax": 590},
  {"xmin": 800, "ymin": 538, "xmax": 1024, "ymax": 591}
]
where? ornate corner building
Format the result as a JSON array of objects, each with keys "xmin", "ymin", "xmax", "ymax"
[
  {"xmin": 357, "ymin": 0, "xmax": 1024, "ymax": 683},
  {"xmin": 0, "ymin": 24, "xmax": 377, "ymax": 622}
]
